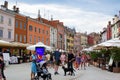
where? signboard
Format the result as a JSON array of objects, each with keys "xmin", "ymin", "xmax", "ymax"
[
  {"xmin": 35, "ymin": 47, "xmax": 45, "ymax": 62},
  {"xmin": 3, "ymin": 53, "xmax": 10, "ymax": 66},
  {"xmin": 3, "ymin": 53, "xmax": 10, "ymax": 61}
]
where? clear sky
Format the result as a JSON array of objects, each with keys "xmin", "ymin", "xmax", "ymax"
[{"xmin": 0, "ymin": 0, "xmax": 120, "ymax": 34}]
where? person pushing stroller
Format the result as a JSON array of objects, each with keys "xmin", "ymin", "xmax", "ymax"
[{"xmin": 36, "ymin": 61, "xmax": 52, "ymax": 80}]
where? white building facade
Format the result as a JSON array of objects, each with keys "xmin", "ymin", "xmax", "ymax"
[
  {"xmin": 101, "ymin": 29, "xmax": 107, "ymax": 42},
  {"xmin": 0, "ymin": 8, "xmax": 15, "ymax": 42},
  {"xmin": 50, "ymin": 26, "xmax": 57, "ymax": 49}
]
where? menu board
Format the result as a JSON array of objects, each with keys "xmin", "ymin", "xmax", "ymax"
[{"xmin": 3, "ymin": 53, "xmax": 10, "ymax": 61}]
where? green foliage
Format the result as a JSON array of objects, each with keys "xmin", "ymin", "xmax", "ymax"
[
  {"xmin": 13, "ymin": 49, "xmax": 18, "ymax": 56},
  {"xmin": 90, "ymin": 51, "xmax": 98, "ymax": 60},
  {"xmin": 23, "ymin": 50, "xmax": 27, "ymax": 54},
  {"xmin": 111, "ymin": 47, "xmax": 120, "ymax": 62}
]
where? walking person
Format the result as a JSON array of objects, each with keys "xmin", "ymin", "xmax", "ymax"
[
  {"xmin": 67, "ymin": 50, "xmax": 75, "ymax": 74},
  {"xmin": 86, "ymin": 54, "xmax": 91, "ymax": 66},
  {"xmin": 0, "ymin": 53, "xmax": 6, "ymax": 80},
  {"xmin": 60, "ymin": 52, "xmax": 66, "ymax": 66},
  {"xmin": 81, "ymin": 52, "xmax": 87, "ymax": 70},
  {"xmin": 30, "ymin": 51, "xmax": 37, "ymax": 80},
  {"xmin": 75, "ymin": 52, "xmax": 81, "ymax": 70},
  {"xmin": 49, "ymin": 53, "xmax": 54, "ymax": 68},
  {"xmin": 53, "ymin": 49, "xmax": 61, "ymax": 75}
]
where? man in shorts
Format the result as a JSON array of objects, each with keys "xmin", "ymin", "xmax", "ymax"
[{"xmin": 53, "ymin": 49, "xmax": 61, "ymax": 75}]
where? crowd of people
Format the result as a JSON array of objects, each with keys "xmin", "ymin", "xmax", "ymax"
[{"xmin": 30, "ymin": 49, "xmax": 91, "ymax": 80}]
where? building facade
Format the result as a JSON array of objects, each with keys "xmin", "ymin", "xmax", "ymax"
[
  {"xmin": 0, "ymin": 2, "xmax": 15, "ymax": 42},
  {"xmin": 74, "ymin": 32, "xmax": 81, "ymax": 52},
  {"xmin": 65, "ymin": 27, "xmax": 75, "ymax": 52},
  {"xmin": 27, "ymin": 17, "xmax": 50, "ymax": 45},
  {"xmin": 80, "ymin": 33, "xmax": 88, "ymax": 49},
  {"xmin": 14, "ymin": 12, "xmax": 27, "ymax": 43}
]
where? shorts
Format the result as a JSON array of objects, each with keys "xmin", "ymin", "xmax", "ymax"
[{"xmin": 54, "ymin": 60, "xmax": 60, "ymax": 65}]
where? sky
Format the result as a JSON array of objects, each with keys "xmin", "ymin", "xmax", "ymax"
[{"xmin": 0, "ymin": 0, "xmax": 120, "ymax": 34}]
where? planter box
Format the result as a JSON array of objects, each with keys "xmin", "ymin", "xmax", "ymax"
[
  {"xmin": 101, "ymin": 65, "xmax": 106, "ymax": 70},
  {"xmin": 113, "ymin": 67, "xmax": 120, "ymax": 73}
]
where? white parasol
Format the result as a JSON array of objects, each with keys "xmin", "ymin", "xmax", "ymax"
[{"xmin": 27, "ymin": 42, "xmax": 52, "ymax": 51}]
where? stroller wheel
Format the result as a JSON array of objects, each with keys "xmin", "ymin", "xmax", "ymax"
[{"xmin": 34, "ymin": 76, "xmax": 39, "ymax": 80}]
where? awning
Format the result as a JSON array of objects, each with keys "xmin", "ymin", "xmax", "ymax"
[{"xmin": 0, "ymin": 40, "xmax": 13, "ymax": 47}]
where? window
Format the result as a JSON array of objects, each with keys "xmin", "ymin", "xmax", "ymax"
[
  {"xmin": 46, "ymin": 38, "xmax": 49, "ymax": 45},
  {"xmin": 42, "ymin": 37, "xmax": 44, "ymax": 43},
  {"xmin": 24, "ymin": 24, "xmax": 26, "ymax": 30},
  {"xmin": 42, "ymin": 30, "xmax": 44, "ymax": 34},
  {"xmin": 20, "ymin": 35, "xmax": 22, "ymax": 42},
  {"xmin": 0, "ymin": 29, "xmax": 3, "ymax": 37},
  {"xmin": 38, "ymin": 28, "xmax": 40, "ymax": 33},
  {"xmin": 0, "ymin": 15, "xmax": 4, "ymax": 23},
  {"xmin": 30, "ymin": 35, "xmax": 32, "ymax": 43},
  {"xmin": 20, "ymin": 22, "xmax": 22, "ymax": 29},
  {"xmin": 60, "ymin": 34, "xmax": 62, "ymax": 39},
  {"xmin": 29, "ymin": 25, "xmax": 33, "ymax": 31},
  {"xmin": 8, "ymin": 31, "xmax": 11, "ymax": 39},
  {"xmin": 16, "ymin": 21, "xmax": 18, "ymax": 28},
  {"xmin": 38, "ymin": 37, "xmax": 40, "ymax": 42},
  {"xmin": 35, "ymin": 27, "xmax": 37, "ymax": 32},
  {"xmin": 46, "ymin": 31, "xmax": 48, "ymax": 35},
  {"xmin": 24, "ymin": 35, "xmax": 26, "ymax": 43},
  {"xmin": 34, "ymin": 36, "xmax": 36, "ymax": 44},
  {"xmin": 8, "ymin": 18, "xmax": 12, "ymax": 26},
  {"xmin": 15, "ymin": 34, "xmax": 18, "ymax": 41}
]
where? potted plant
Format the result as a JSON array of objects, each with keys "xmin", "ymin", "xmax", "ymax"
[
  {"xmin": 99, "ymin": 49, "xmax": 108, "ymax": 70},
  {"xmin": 90, "ymin": 51, "xmax": 98, "ymax": 66},
  {"xmin": 111, "ymin": 47, "xmax": 120, "ymax": 73}
]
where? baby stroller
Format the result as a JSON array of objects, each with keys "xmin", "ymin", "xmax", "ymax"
[{"xmin": 35, "ymin": 61, "xmax": 52, "ymax": 80}]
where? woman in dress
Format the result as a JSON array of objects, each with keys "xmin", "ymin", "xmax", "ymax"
[{"xmin": 30, "ymin": 51, "xmax": 37, "ymax": 80}]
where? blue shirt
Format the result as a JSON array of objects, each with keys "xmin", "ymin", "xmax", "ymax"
[{"xmin": 53, "ymin": 51, "xmax": 61, "ymax": 61}]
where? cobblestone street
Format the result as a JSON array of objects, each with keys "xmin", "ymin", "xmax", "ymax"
[{"xmin": 4, "ymin": 63, "xmax": 120, "ymax": 80}]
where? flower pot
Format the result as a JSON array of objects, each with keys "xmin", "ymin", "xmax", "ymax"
[{"xmin": 113, "ymin": 67, "xmax": 120, "ymax": 73}]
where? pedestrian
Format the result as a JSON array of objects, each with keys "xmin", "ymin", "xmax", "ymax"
[
  {"xmin": 67, "ymin": 50, "xmax": 75, "ymax": 74},
  {"xmin": 86, "ymin": 54, "xmax": 91, "ymax": 66},
  {"xmin": 49, "ymin": 52, "xmax": 54, "ymax": 68},
  {"xmin": 53, "ymin": 49, "xmax": 61, "ymax": 75},
  {"xmin": 30, "ymin": 51, "xmax": 37, "ymax": 80},
  {"xmin": 75, "ymin": 52, "xmax": 81, "ymax": 70},
  {"xmin": 46, "ymin": 52, "xmax": 51, "ymax": 67},
  {"xmin": 0, "ymin": 52, "xmax": 6, "ymax": 80},
  {"xmin": 60, "ymin": 52, "xmax": 66, "ymax": 66},
  {"xmin": 81, "ymin": 52, "xmax": 87, "ymax": 70}
]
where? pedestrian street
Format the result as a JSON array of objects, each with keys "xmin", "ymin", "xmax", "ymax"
[{"xmin": 4, "ymin": 63, "xmax": 120, "ymax": 80}]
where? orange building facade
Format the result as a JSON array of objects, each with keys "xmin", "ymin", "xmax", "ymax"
[
  {"xmin": 27, "ymin": 17, "xmax": 50, "ymax": 46},
  {"xmin": 15, "ymin": 13, "xmax": 27, "ymax": 43}
]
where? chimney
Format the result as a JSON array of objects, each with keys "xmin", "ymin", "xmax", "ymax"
[
  {"xmin": 37, "ymin": 10, "xmax": 42, "ymax": 22},
  {"xmin": 115, "ymin": 14, "xmax": 117, "ymax": 17},
  {"xmin": 38, "ymin": 10, "xmax": 41, "ymax": 21},
  {"xmin": 4, "ymin": 1, "xmax": 8, "ymax": 9},
  {"xmin": 16, "ymin": 7, "xmax": 19, "ymax": 13},
  {"xmin": 108, "ymin": 21, "xmax": 111, "ymax": 25},
  {"xmin": 13, "ymin": 5, "xmax": 16, "ymax": 11},
  {"xmin": 51, "ymin": 15, "xmax": 53, "ymax": 21},
  {"xmin": 113, "ymin": 18, "xmax": 115, "ymax": 24},
  {"xmin": 114, "ymin": 14, "xmax": 119, "ymax": 22}
]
